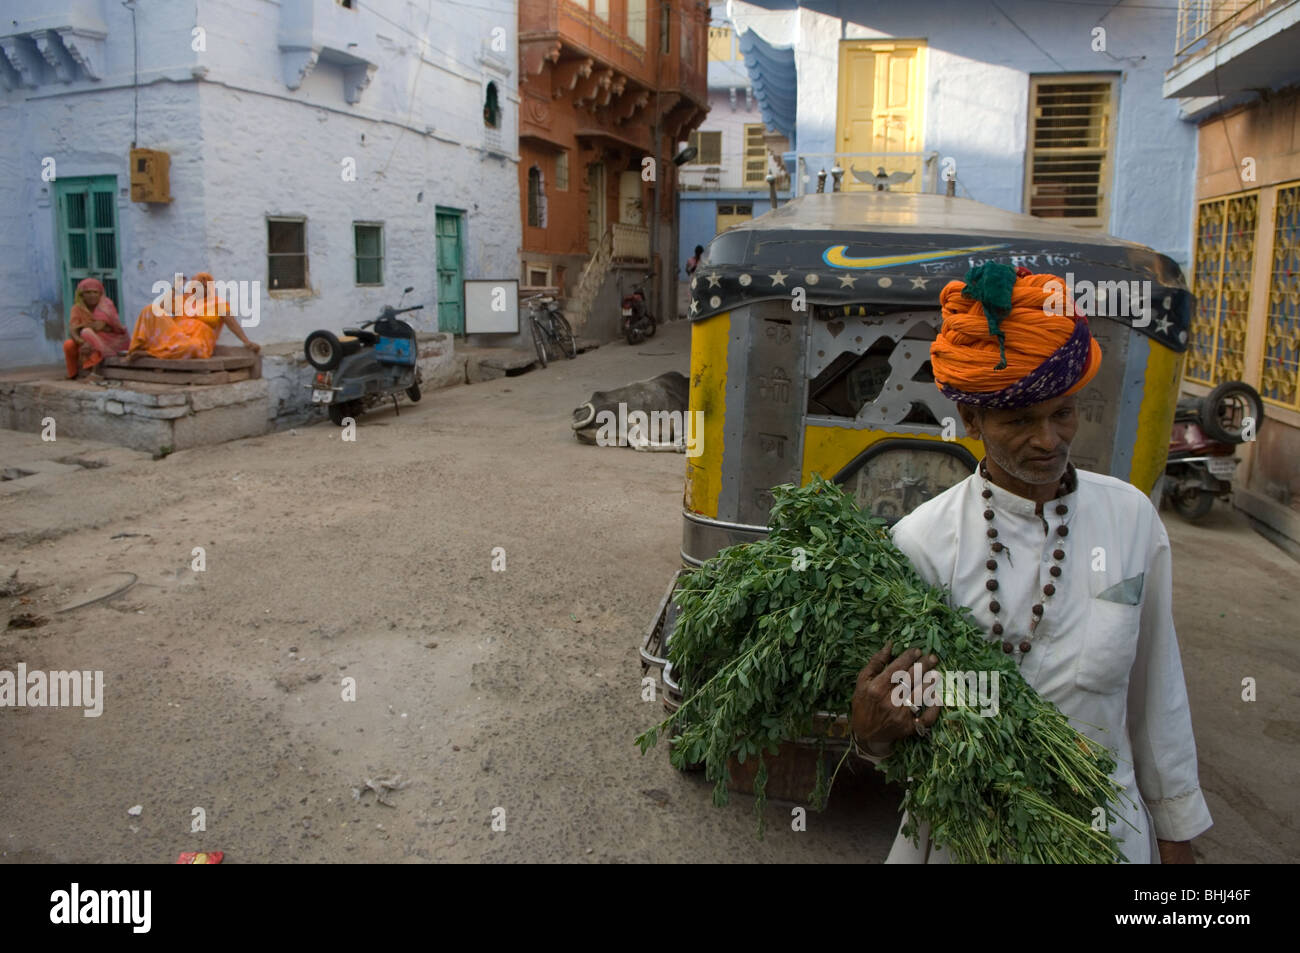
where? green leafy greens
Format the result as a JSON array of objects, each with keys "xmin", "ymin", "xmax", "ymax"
[{"xmin": 636, "ymin": 476, "xmax": 1132, "ymax": 863}]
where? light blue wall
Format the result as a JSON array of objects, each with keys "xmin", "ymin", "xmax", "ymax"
[
  {"xmin": 677, "ymin": 192, "xmax": 787, "ymax": 276},
  {"xmin": 0, "ymin": 0, "xmax": 520, "ymax": 368},
  {"xmin": 730, "ymin": 0, "xmax": 1197, "ymax": 269}
]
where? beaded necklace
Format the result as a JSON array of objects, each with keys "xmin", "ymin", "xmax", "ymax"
[{"xmin": 979, "ymin": 458, "xmax": 1076, "ymax": 662}]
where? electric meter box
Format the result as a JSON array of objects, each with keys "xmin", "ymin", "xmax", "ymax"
[{"xmin": 130, "ymin": 148, "xmax": 172, "ymax": 203}]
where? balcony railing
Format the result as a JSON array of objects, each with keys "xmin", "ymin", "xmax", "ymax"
[
  {"xmin": 1174, "ymin": 0, "xmax": 1288, "ymax": 63},
  {"xmin": 793, "ymin": 152, "xmax": 941, "ymax": 197},
  {"xmin": 611, "ymin": 223, "xmax": 650, "ymax": 261}
]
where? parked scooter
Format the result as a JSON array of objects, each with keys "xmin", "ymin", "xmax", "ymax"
[
  {"xmin": 303, "ymin": 286, "xmax": 424, "ymax": 426},
  {"xmin": 1163, "ymin": 380, "xmax": 1264, "ymax": 520},
  {"xmin": 621, "ymin": 277, "xmax": 656, "ymax": 345}
]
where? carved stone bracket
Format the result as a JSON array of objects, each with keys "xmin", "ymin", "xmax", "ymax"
[
  {"xmin": 0, "ymin": 36, "xmax": 42, "ymax": 88},
  {"xmin": 612, "ymin": 88, "xmax": 649, "ymax": 124},
  {"xmin": 56, "ymin": 28, "xmax": 103, "ymax": 81},
  {"xmin": 33, "ymin": 30, "xmax": 79, "ymax": 83},
  {"xmin": 342, "ymin": 62, "xmax": 376, "ymax": 104},
  {"xmin": 594, "ymin": 72, "xmax": 626, "ymax": 110},
  {"xmin": 520, "ymin": 38, "xmax": 562, "ymax": 78},
  {"xmin": 552, "ymin": 56, "xmax": 593, "ymax": 99},
  {"xmin": 574, "ymin": 67, "xmax": 612, "ymax": 108},
  {"xmin": 280, "ymin": 46, "xmax": 320, "ymax": 90}
]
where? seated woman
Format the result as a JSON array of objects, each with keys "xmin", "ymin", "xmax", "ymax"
[
  {"xmin": 126, "ymin": 271, "xmax": 260, "ymax": 361},
  {"xmin": 63, "ymin": 278, "xmax": 129, "ymax": 378}
]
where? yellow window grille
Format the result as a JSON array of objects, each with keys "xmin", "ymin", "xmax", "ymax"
[
  {"xmin": 743, "ymin": 124, "xmax": 767, "ymax": 187},
  {"xmin": 1262, "ymin": 183, "xmax": 1300, "ymax": 409},
  {"xmin": 1188, "ymin": 193, "xmax": 1257, "ymax": 385}
]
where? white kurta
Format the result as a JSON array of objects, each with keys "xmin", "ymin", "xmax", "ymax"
[{"xmin": 881, "ymin": 467, "xmax": 1213, "ymax": 864}]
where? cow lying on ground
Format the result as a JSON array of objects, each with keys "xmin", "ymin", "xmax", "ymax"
[{"xmin": 571, "ymin": 371, "xmax": 697, "ymax": 454}]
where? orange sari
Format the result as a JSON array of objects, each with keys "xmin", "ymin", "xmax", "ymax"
[
  {"xmin": 128, "ymin": 276, "xmax": 224, "ymax": 360},
  {"xmin": 64, "ymin": 278, "xmax": 129, "ymax": 376}
]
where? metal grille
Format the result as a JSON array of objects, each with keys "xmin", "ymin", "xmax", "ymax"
[
  {"xmin": 1262, "ymin": 183, "xmax": 1300, "ymax": 408},
  {"xmin": 1026, "ymin": 78, "xmax": 1115, "ymax": 227},
  {"xmin": 1188, "ymin": 193, "xmax": 1257, "ymax": 385},
  {"xmin": 743, "ymin": 124, "xmax": 767, "ymax": 186},
  {"xmin": 688, "ymin": 130, "xmax": 721, "ymax": 165}
]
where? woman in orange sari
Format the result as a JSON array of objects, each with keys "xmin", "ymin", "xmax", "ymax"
[
  {"xmin": 63, "ymin": 278, "xmax": 129, "ymax": 378},
  {"xmin": 126, "ymin": 271, "xmax": 260, "ymax": 361}
]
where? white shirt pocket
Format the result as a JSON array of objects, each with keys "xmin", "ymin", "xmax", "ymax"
[{"xmin": 1075, "ymin": 597, "xmax": 1142, "ymax": 695}]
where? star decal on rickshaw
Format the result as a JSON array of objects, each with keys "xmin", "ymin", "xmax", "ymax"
[
  {"xmin": 910, "ymin": 276, "xmax": 930, "ymax": 289},
  {"xmin": 769, "ymin": 270, "xmax": 788, "ymax": 286},
  {"xmin": 704, "ymin": 272, "xmax": 722, "ymax": 288},
  {"xmin": 689, "ymin": 298, "xmax": 700, "ymax": 316},
  {"xmin": 837, "ymin": 274, "xmax": 858, "ymax": 288}
]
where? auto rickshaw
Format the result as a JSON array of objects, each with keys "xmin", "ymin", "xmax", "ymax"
[{"xmin": 640, "ymin": 189, "xmax": 1192, "ymax": 795}]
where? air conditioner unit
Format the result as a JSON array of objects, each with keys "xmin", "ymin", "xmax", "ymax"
[{"xmin": 130, "ymin": 148, "xmax": 172, "ymax": 203}]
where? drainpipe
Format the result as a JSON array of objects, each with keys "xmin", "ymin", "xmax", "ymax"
[
  {"xmin": 650, "ymin": 88, "xmax": 661, "ymax": 327},
  {"xmin": 766, "ymin": 172, "xmax": 778, "ymax": 210}
]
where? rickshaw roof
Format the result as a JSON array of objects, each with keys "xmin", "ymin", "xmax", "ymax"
[{"xmin": 694, "ymin": 191, "xmax": 1192, "ymax": 354}]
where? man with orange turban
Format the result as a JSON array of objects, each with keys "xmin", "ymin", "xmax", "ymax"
[{"xmin": 849, "ymin": 262, "xmax": 1211, "ymax": 864}]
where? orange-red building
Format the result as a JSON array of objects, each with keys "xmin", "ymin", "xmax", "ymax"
[{"xmin": 518, "ymin": 0, "xmax": 708, "ymax": 339}]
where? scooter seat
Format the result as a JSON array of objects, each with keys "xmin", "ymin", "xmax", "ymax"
[{"xmin": 343, "ymin": 328, "xmax": 379, "ymax": 346}]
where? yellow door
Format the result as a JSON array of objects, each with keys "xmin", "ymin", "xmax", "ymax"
[
  {"xmin": 837, "ymin": 41, "xmax": 926, "ymax": 192},
  {"xmin": 715, "ymin": 203, "xmax": 753, "ymax": 233}
]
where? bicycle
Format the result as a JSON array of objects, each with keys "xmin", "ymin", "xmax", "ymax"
[{"xmin": 523, "ymin": 293, "xmax": 576, "ymax": 368}]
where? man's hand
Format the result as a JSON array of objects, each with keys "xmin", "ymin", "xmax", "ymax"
[
  {"xmin": 1157, "ymin": 839, "xmax": 1195, "ymax": 864},
  {"xmin": 850, "ymin": 641, "xmax": 941, "ymax": 745}
]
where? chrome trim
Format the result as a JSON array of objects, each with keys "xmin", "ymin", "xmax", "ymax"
[
  {"xmin": 639, "ymin": 570, "xmax": 684, "ymax": 671},
  {"xmin": 681, "ymin": 510, "xmax": 770, "ymax": 534},
  {"xmin": 682, "ymin": 511, "xmax": 771, "ymax": 567}
]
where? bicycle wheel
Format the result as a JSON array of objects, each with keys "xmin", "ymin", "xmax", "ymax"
[
  {"xmin": 530, "ymin": 319, "xmax": 549, "ymax": 368},
  {"xmin": 550, "ymin": 313, "xmax": 577, "ymax": 359}
]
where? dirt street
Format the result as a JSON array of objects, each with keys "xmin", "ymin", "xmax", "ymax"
[{"xmin": 1, "ymin": 319, "xmax": 1297, "ymax": 863}]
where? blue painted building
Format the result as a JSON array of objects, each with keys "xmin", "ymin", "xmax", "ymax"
[
  {"xmin": 723, "ymin": 0, "xmax": 1199, "ymax": 271},
  {"xmin": 675, "ymin": 3, "xmax": 793, "ymax": 277}
]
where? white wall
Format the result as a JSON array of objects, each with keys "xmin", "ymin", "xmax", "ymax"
[
  {"xmin": 680, "ymin": 88, "xmax": 768, "ymax": 190},
  {"xmin": 0, "ymin": 0, "xmax": 521, "ymax": 368}
]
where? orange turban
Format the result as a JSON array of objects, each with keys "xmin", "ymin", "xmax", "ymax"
[{"xmin": 930, "ymin": 263, "xmax": 1102, "ymax": 409}]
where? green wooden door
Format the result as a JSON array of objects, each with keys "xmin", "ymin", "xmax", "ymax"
[
  {"xmin": 436, "ymin": 209, "xmax": 464, "ymax": 334},
  {"xmin": 55, "ymin": 176, "xmax": 122, "ymax": 321}
]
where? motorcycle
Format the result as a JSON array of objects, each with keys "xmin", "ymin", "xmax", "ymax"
[
  {"xmin": 303, "ymin": 286, "xmax": 424, "ymax": 426},
  {"xmin": 621, "ymin": 277, "xmax": 656, "ymax": 345},
  {"xmin": 1162, "ymin": 380, "xmax": 1264, "ymax": 521}
]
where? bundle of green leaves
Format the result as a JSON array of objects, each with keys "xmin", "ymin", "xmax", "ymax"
[{"xmin": 636, "ymin": 476, "xmax": 1132, "ymax": 863}]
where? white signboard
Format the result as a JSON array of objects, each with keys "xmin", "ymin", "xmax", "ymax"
[{"xmin": 464, "ymin": 279, "xmax": 519, "ymax": 334}]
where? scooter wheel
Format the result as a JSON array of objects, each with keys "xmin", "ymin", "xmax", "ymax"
[
  {"xmin": 644, "ymin": 317, "xmax": 657, "ymax": 338},
  {"xmin": 406, "ymin": 383, "xmax": 421, "ymax": 402},
  {"xmin": 625, "ymin": 328, "xmax": 644, "ymax": 346},
  {"xmin": 1200, "ymin": 381, "xmax": 1263, "ymax": 444},
  {"xmin": 305, "ymin": 330, "xmax": 344, "ymax": 371}
]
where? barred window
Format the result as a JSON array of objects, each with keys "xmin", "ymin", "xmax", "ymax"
[
  {"xmin": 1024, "ymin": 76, "xmax": 1117, "ymax": 229},
  {"xmin": 687, "ymin": 130, "xmax": 722, "ymax": 166}
]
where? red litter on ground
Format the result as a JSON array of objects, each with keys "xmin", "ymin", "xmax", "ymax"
[{"xmin": 177, "ymin": 851, "xmax": 224, "ymax": 864}]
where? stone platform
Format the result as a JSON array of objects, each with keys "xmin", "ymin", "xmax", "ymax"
[
  {"xmin": 0, "ymin": 372, "xmax": 271, "ymax": 456},
  {"xmin": 0, "ymin": 331, "xmax": 588, "ymax": 453}
]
